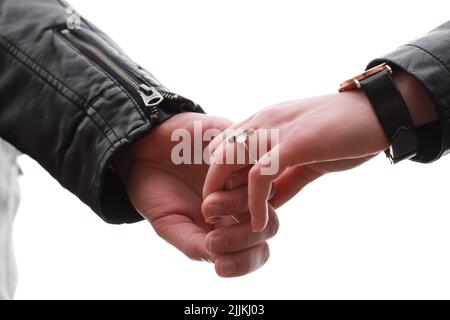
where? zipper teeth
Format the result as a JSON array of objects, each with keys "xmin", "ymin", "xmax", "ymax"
[
  {"xmin": 161, "ymin": 92, "xmax": 179, "ymax": 100},
  {"xmin": 61, "ymin": 30, "xmax": 198, "ymax": 120},
  {"xmin": 65, "ymin": 32, "xmax": 141, "ymax": 92}
]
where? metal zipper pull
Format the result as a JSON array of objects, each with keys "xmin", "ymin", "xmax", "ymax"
[
  {"xmin": 139, "ymin": 84, "xmax": 162, "ymax": 119},
  {"xmin": 138, "ymin": 84, "xmax": 163, "ymax": 107},
  {"xmin": 138, "ymin": 84, "xmax": 162, "ymax": 119}
]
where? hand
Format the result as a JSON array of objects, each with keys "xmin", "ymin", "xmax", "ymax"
[
  {"xmin": 203, "ymin": 71, "xmax": 437, "ymax": 232},
  {"xmin": 203, "ymin": 91, "xmax": 388, "ymax": 232},
  {"xmin": 114, "ymin": 113, "xmax": 279, "ymax": 277}
]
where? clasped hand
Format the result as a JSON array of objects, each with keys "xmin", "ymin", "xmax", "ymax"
[{"xmin": 116, "ymin": 89, "xmax": 393, "ymax": 278}]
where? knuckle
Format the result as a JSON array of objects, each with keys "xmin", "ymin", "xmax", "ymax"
[
  {"xmin": 252, "ymin": 110, "xmax": 265, "ymax": 121},
  {"xmin": 260, "ymin": 105, "xmax": 276, "ymax": 116},
  {"xmin": 185, "ymin": 246, "xmax": 202, "ymax": 261},
  {"xmin": 211, "ymin": 145, "xmax": 228, "ymax": 165},
  {"xmin": 263, "ymin": 243, "xmax": 270, "ymax": 263},
  {"xmin": 247, "ymin": 247, "xmax": 258, "ymax": 269},
  {"xmin": 245, "ymin": 231, "xmax": 251, "ymax": 250},
  {"xmin": 248, "ymin": 166, "xmax": 262, "ymax": 183},
  {"xmin": 151, "ymin": 219, "xmax": 168, "ymax": 238},
  {"xmin": 268, "ymin": 214, "xmax": 280, "ymax": 238}
]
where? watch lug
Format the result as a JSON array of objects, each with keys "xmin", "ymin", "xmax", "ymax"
[{"xmin": 387, "ymin": 126, "xmax": 418, "ymax": 163}]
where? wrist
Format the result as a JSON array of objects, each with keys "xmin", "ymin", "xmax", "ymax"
[
  {"xmin": 346, "ymin": 90, "xmax": 390, "ymax": 152},
  {"xmin": 394, "ymin": 71, "xmax": 438, "ymax": 127},
  {"xmin": 341, "ymin": 64, "xmax": 430, "ymax": 162}
]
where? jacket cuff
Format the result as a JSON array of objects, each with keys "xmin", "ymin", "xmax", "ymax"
[
  {"xmin": 57, "ymin": 84, "xmax": 149, "ymax": 224},
  {"xmin": 367, "ymin": 44, "xmax": 450, "ymax": 163},
  {"xmin": 63, "ymin": 90, "xmax": 205, "ymax": 224}
]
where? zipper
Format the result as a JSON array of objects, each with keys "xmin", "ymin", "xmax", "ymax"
[
  {"xmin": 160, "ymin": 91, "xmax": 180, "ymax": 100},
  {"xmin": 61, "ymin": 29, "xmax": 168, "ymax": 120}
]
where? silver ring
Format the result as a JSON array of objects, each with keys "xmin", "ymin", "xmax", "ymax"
[
  {"xmin": 228, "ymin": 128, "xmax": 256, "ymax": 145},
  {"xmin": 228, "ymin": 128, "xmax": 258, "ymax": 165}
]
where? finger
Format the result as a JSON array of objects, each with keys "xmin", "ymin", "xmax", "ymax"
[
  {"xmin": 203, "ymin": 141, "xmax": 252, "ymax": 199},
  {"xmin": 202, "ymin": 211, "xmax": 250, "ymax": 230},
  {"xmin": 248, "ymin": 139, "xmax": 326, "ymax": 232},
  {"xmin": 202, "ymin": 186, "xmax": 249, "ymax": 221},
  {"xmin": 206, "ymin": 208, "xmax": 279, "ymax": 254},
  {"xmin": 150, "ymin": 214, "xmax": 213, "ymax": 262},
  {"xmin": 203, "ymin": 183, "xmax": 276, "ymax": 224},
  {"xmin": 207, "ymin": 117, "xmax": 254, "ymax": 156},
  {"xmin": 214, "ymin": 242, "xmax": 270, "ymax": 277},
  {"xmin": 203, "ymin": 127, "xmax": 272, "ymax": 198},
  {"xmin": 248, "ymin": 144, "xmax": 289, "ymax": 232},
  {"xmin": 225, "ymin": 168, "xmax": 250, "ymax": 190},
  {"xmin": 246, "ymin": 138, "xmax": 333, "ymax": 231},
  {"xmin": 248, "ymin": 140, "xmax": 309, "ymax": 231}
]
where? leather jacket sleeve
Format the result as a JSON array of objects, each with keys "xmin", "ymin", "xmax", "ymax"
[
  {"xmin": 368, "ymin": 21, "xmax": 450, "ymax": 163},
  {"xmin": 0, "ymin": 0, "xmax": 204, "ymax": 224}
]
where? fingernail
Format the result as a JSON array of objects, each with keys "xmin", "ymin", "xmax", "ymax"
[
  {"xmin": 251, "ymin": 215, "xmax": 267, "ymax": 233},
  {"xmin": 208, "ymin": 234, "xmax": 227, "ymax": 253},
  {"xmin": 205, "ymin": 216, "xmax": 220, "ymax": 225},
  {"xmin": 219, "ymin": 260, "xmax": 237, "ymax": 277},
  {"xmin": 207, "ymin": 204, "xmax": 225, "ymax": 218},
  {"xmin": 260, "ymin": 156, "xmax": 271, "ymax": 167},
  {"xmin": 251, "ymin": 222, "xmax": 262, "ymax": 233},
  {"xmin": 269, "ymin": 183, "xmax": 276, "ymax": 200}
]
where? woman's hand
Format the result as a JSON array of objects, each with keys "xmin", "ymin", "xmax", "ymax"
[
  {"xmin": 203, "ymin": 91, "xmax": 389, "ymax": 232},
  {"xmin": 203, "ymin": 70, "xmax": 437, "ymax": 233}
]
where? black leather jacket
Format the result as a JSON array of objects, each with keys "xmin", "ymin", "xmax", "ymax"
[
  {"xmin": 0, "ymin": 0, "xmax": 204, "ymax": 224},
  {"xmin": 0, "ymin": 1, "xmax": 449, "ymax": 224},
  {"xmin": 369, "ymin": 21, "xmax": 450, "ymax": 163}
]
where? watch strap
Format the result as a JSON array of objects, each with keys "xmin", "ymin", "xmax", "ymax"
[{"xmin": 360, "ymin": 69, "xmax": 418, "ymax": 163}]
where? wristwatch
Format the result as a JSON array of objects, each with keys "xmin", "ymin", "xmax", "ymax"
[{"xmin": 339, "ymin": 63, "xmax": 418, "ymax": 163}]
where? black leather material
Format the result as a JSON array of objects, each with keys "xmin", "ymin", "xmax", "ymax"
[
  {"xmin": 360, "ymin": 69, "xmax": 418, "ymax": 163},
  {"xmin": 368, "ymin": 21, "xmax": 450, "ymax": 163},
  {"xmin": 0, "ymin": 0, "xmax": 204, "ymax": 224}
]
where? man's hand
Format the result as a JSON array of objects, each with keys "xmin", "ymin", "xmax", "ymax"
[{"xmin": 114, "ymin": 113, "xmax": 279, "ymax": 277}]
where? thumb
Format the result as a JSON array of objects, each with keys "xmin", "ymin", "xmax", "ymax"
[{"xmin": 151, "ymin": 213, "xmax": 214, "ymax": 262}]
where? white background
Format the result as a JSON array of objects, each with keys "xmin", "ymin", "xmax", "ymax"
[{"xmin": 13, "ymin": 0, "xmax": 450, "ymax": 299}]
